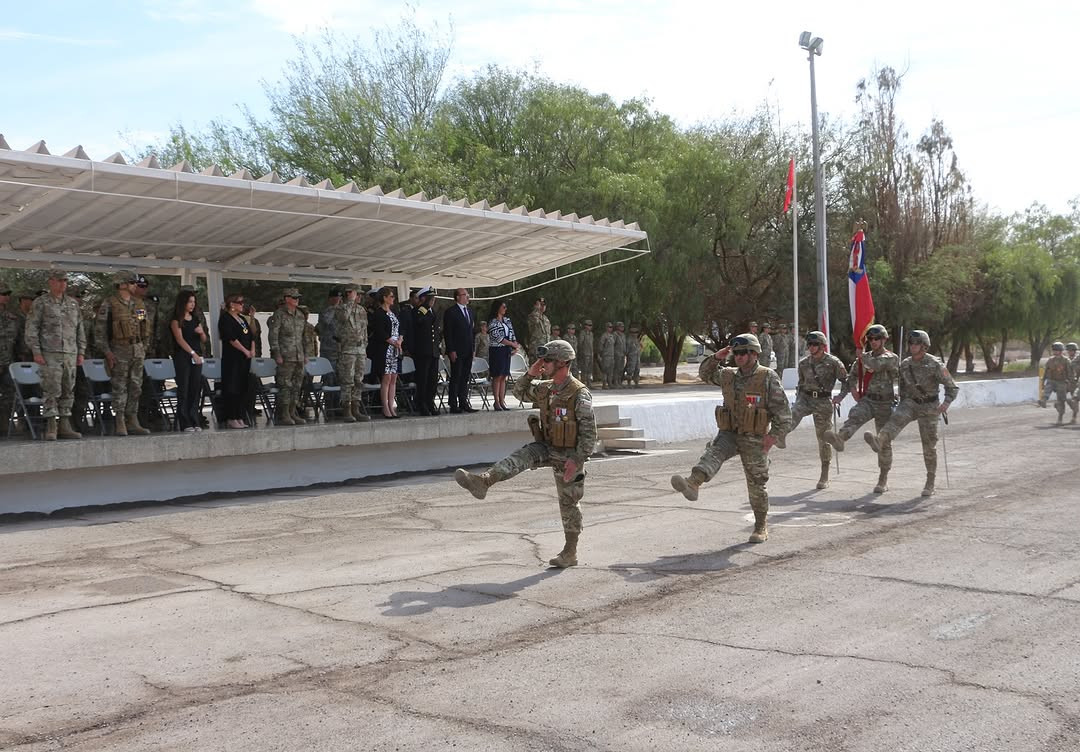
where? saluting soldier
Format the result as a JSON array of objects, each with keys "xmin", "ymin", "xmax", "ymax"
[
  {"xmin": 865, "ymin": 329, "xmax": 959, "ymax": 497},
  {"xmin": 332, "ymin": 284, "xmax": 371, "ymax": 423},
  {"xmin": 454, "ymin": 339, "xmax": 597, "ymax": 568},
  {"xmin": 26, "ymin": 271, "xmax": 86, "ymax": 440},
  {"xmin": 95, "ymin": 271, "xmax": 152, "ymax": 436},
  {"xmin": 268, "ymin": 288, "xmax": 311, "ymax": 425},
  {"xmin": 787, "ymin": 330, "xmax": 849, "ymax": 489},
  {"xmin": 823, "ymin": 324, "xmax": 900, "ymax": 493},
  {"xmin": 670, "ymin": 333, "xmax": 791, "ymax": 543}
]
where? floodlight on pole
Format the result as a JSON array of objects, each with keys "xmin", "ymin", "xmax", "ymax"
[{"xmin": 799, "ymin": 30, "xmax": 830, "ymax": 349}]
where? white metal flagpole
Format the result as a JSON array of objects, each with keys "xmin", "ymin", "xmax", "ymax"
[{"xmin": 792, "ymin": 162, "xmax": 799, "ymax": 354}]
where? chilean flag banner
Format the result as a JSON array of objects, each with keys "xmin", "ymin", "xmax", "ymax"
[{"xmin": 848, "ymin": 228, "xmax": 875, "ymax": 349}]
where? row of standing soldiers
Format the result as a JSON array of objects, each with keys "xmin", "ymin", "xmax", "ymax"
[{"xmin": 524, "ymin": 300, "xmax": 644, "ymax": 388}]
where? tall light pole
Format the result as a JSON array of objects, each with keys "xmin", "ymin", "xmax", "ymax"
[{"xmin": 799, "ymin": 31, "xmax": 830, "ymax": 349}]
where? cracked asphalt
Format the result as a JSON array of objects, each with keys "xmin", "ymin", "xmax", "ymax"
[{"xmin": 2, "ymin": 404, "xmax": 1079, "ymax": 751}]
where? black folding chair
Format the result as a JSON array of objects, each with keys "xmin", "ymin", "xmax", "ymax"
[{"xmin": 7, "ymin": 362, "xmax": 46, "ymax": 440}]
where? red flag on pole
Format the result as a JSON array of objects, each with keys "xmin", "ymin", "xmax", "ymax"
[
  {"xmin": 848, "ymin": 226, "xmax": 877, "ymax": 397},
  {"xmin": 782, "ymin": 159, "xmax": 795, "ymax": 214}
]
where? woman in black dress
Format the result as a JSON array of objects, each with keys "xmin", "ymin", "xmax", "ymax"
[
  {"xmin": 169, "ymin": 289, "xmax": 207, "ymax": 431},
  {"xmin": 218, "ymin": 293, "xmax": 255, "ymax": 429},
  {"xmin": 368, "ymin": 287, "xmax": 403, "ymax": 418}
]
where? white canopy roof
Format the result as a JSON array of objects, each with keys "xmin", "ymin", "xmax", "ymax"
[{"xmin": 0, "ymin": 137, "xmax": 648, "ymax": 288}]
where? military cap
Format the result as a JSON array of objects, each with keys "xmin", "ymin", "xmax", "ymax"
[
  {"xmin": 50, "ymin": 270, "xmax": 72, "ymax": 281},
  {"xmin": 342, "ymin": 283, "xmax": 361, "ymax": 293},
  {"xmin": 18, "ymin": 290, "xmax": 36, "ymax": 300},
  {"xmin": 536, "ymin": 339, "xmax": 576, "ymax": 362},
  {"xmin": 778, "ymin": 322, "xmax": 789, "ymax": 330},
  {"xmin": 1051, "ymin": 341, "xmax": 1065, "ymax": 351},
  {"xmin": 615, "ymin": 321, "xmax": 625, "ymax": 328},
  {"xmin": 762, "ymin": 322, "xmax": 772, "ymax": 329},
  {"xmin": 417, "ymin": 285, "xmax": 435, "ymax": 298},
  {"xmin": 282, "ymin": 287, "xmax": 301, "ymax": 298},
  {"xmin": 865, "ymin": 324, "xmax": 889, "ymax": 340},
  {"xmin": 567, "ymin": 322, "xmax": 576, "ymax": 330},
  {"xmin": 583, "ymin": 319, "xmax": 593, "ymax": 326},
  {"xmin": 111, "ymin": 271, "xmax": 136, "ymax": 285},
  {"xmin": 908, "ymin": 329, "xmax": 931, "ymax": 347},
  {"xmin": 728, "ymin": 333, "xmax": 762, "ymax": 353},
  {"xmin": 805, "ymin": 330, "xmax": 828, "ymax": 346},
  {"xmin": 605, "ymin": 322, "xmax": 613, "ymax": 327},
  {"xmin": 748, "ymin": 320, "xmax": 758, "ymax": 327},
  {"xmin": 1067, "ymin": 343, "xmax": 1078, "ymax": 351}
]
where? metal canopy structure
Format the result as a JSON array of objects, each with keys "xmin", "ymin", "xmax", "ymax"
[{"xmin": 0, "ymin": 137, "xmax": 648, "ymax": 288}]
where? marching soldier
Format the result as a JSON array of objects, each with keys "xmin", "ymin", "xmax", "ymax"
[
  {"xmin": 577, "ymin": 320, "xmax": 595, "ymax": 388},
  {"xmin": 1066, "ymin": 343, "xmax": 1079, "ymax": 422},
  {"xmin": 670, "ymin": 333, "xmax": 791, "ymax": 543},
  {"xmin": 788, "ymin": 330, "xmax": 849, "ymax": 489},
  {"xmin": 1040, "ymin": 341, "xmax": 1074, "ymax": 425},
  {"xmin": 332, "ymin": 284, "xmax": 372, "ymax": 423},
  {"xmin": 26, "ymin": 271, "xmax": 86, "ymax": 440},
  {"xmin": 526, "ymin": 297, "xmax": 551, "ymax": 359},
  {"xmin": 268, "ymin": 288, "xmax": 311, "ymax": 425},
  {"xmin": 95, "ymin": 271, "xmax": 151, "ymax": 435},
  {"xmin": 865, "ymin": 329, "xmax": 959, "ymax": 497},
  {"xmin": 823, "ymin": 324, "xmax": 899, "ymax": 493},
  {"xmin": 624, "ymin": 324, "xmax": 643, "ymax": 387},
  {"xmin": 454, "ymin": 339, "xmax": 597, "ymax": 568}
]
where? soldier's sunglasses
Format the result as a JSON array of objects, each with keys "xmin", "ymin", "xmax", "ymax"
[
  {"xmin": 543, "ymin": 357, "xmax": 557, "ymax": 363},
  {"xmin": 732, "ymin": 349, "xmax": 751, "ymax": 356}
]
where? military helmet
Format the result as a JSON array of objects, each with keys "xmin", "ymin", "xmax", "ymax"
[
  {"xmin": 728, "ymin": 333, "xmax": 762, "ymax": 353},
  {"xmin": 112, "ymin": 271, "xmax": 136, "ymax": 285},
  {"xmin": 1067, "ymin": 343, "xmax": 1078, "ymax": 351},
  {"xmin": 1051, "ymin": 341, "xmax": 1065, "ymax": 351},
  {"xmin": 865, "ymin": 324, "xmax": 889, "ymax": 340},
  {"xmin": 805, "ymin": 330, "xmax": 828, "ymax": 346},
  {"xmin": 536, "ymin": 339, "xmax": 575, "ymax": 362},
  {"xmin": 908, "ymin": 329, "xmax": 931, "ymax": 347}
]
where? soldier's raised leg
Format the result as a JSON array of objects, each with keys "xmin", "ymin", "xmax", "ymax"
[
  {"xmin": 455, "ymin": 442, "xmax": 549, "ymax": 499},
  {"xmin": 671, "ymin": 431, "xmax": 738, "ymax": 502},
  {"xmin": 866, "ymin": 400, "xmax": 915, "ymax": 454},
  {"xmin": 737, "ymin": 435, "xmax": 771, "ymax": 543},
  {"xmin": 916, "ymin": 412, "xmax": 939, "ymax": 497}
]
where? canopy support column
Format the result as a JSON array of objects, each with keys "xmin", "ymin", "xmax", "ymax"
[{"xmin": 206, "ymin": 271, "xmax": 224, "ymax": 358}]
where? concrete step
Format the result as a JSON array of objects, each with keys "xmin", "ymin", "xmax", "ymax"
[
  {"xmin": 602, "ymin": 437, "xmax": 659, "ymax": 450},
  {"xmin": 597, "ymin": 427, "xmax": 645, "ymax": 439},
  {"xmin": 593, "ymin": 404, "xmax": 621, "ymax": 427}
]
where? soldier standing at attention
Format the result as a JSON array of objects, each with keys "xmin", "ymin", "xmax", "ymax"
[
  {"xmin": 865, "ymin": 329, "xmax": 958, "ymax": 497},
  {"xmin": 527, "ymin": 297, "xmax": 551, "ymax": 359},
  {"xmin": 625, "ymin": 324, "xmax": 643, "ymax": 387},
  {"xmin": 1040, "ymin": 341, "xmax": 1074, "ymax": 426},
  {"xmin": 131, "ymin": 275, "xmax": 161, "ymax": 428},
  {"xmin": 268, "ymin": 288, "xmax": 310, "ymax": 425},
  {"xmin": 613, "ymin": 322, "xmax": 627, "ymax": 387},
  {"xmin": 823, "ymin": 324, "xmax": 899, "ymax": 493},
  {"xmin": 0, "ymin": 281, "xmax": 21, "ymax": 434},
  {"xmin": 26, "ymin": 270, "xmax": 86, "ymax": 440},
  {"xmin": 563, "ymin": 323, "xmax": 579, "ymax": 377},
  {"xmin": 670, "ymin": 333, "xmax": 791, "ymax": 543},
  {"xmin": 788, "ymin": 330, "xmax": 849, "ymax": 489},
  {"xmin": 1066, "ymin": 343, "xmax": 1079, "ymax": 422},
  {"xmin": 577, "ymin": 320, "xmax": 595, "ymax": 388},
  {"xmin": 598, "ymin": 322, "xmax": 616, "ymax": 388},
  {"xmin": 95, "ymin": 271, "xmax": 151, "ymax": 436},
  {"xmin": 787, "ymin": 322, "xmax": 798, "ymax": 370},
  {"xmin": 759, "ymin": 322, "xmax": 774, "ymax": 370},
  {"xmin": 475, "ymin": 320, "xmax": 490, "ymax": 362},
  {"xmin": 774, "ymin": 323, "xmax": 790, "ymax": 374},
  {"xmin": 333, "ymin": 284, "xmax": 371, "ymax": 423},
  {"xmin": 318, "ymin": 289, "xmax": 342, "ymax": 384},
  {"xmin": 454, "ymin": 340, "xmax": 596, "ymax": 568},
  {"xmin": 411, "ymin": 286, "xmax": 441, "ymax": 416}
]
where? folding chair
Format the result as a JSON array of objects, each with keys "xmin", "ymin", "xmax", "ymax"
[
  {"xmin": 7, "ymin": 362, "xmax": 45, "ymax": 440},
  {"xmin": 199, "ymin": 357, "xmax": 222, "ymax": 426},
  {"xmin": 398, "ymin": 356, "xmax": 420, "ymax": 414},
  {"xmin": 249, "ymin": 357, "xmax": 279, "ymax": 427},
  {"xmin": 142, "ymin": 358, "xmax": 179, "ymax": 431},
  {"xmin": 508, "ymin": 352, "xmax": 528, "ymax": 407},
  {"xmin": 468, "ymin": 357, "xmax": 492, "ymax": 409},
  {"xmin": 80, "ymin": 359, "xmax": 116, "ymax": 435},
  {"xmin": 435, "ymin": 355, "xmax": 451, "ymax": 411},
  {"xmin": 304, "ymin": 356, "xmax": 343, "ymax": 423}
]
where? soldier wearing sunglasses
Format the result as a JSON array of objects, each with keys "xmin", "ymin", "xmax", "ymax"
[
  {"xmin": 670, "ymin": 333, "xmax": 791, "ymax": 543},
  {"xmin": 787, "ymin": 330, "xmax": 849, "ymax": 490}
]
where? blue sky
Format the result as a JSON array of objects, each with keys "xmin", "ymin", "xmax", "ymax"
[{"xmin": 5, "ymin": 0, "xmax": 1078, "ymax": 217}]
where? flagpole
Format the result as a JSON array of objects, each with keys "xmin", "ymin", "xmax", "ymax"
[{"xmin": 792, "ymin": 162, "xmax": 799, "ymax": 362}]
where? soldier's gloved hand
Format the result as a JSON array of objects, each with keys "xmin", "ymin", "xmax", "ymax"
[
  {"xmin": 105, "ymin": 352, "xmax": 116, "ymax": 369},
  {"xmin": 831, "ymin": 395, "xmax": 844, "ymax": 406},
  {"xmin": 34, "ymin": 354, "xmax": 46, "ymax": 366},
  {"xmin": 936, "ymin": 403, "xmax": 949, "ymax": 415}
]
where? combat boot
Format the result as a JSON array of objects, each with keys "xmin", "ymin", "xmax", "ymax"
[
  {"xmin": 921, "ymin": 472, "xmax": 936, "ymax": 497},
  {"xmin": 125, "ymin": 413, "xmax": 150, "ymax": 435},
  {"xmin": 292, "ymin": 402, "xmax": 307, "ymax": 425},
  {"xmin": 816, "ymin": 461, "xmax": 830, "ymax": 490},
  {"xmin": 548, "ymin": 531, "xmax": 579, "ymax": 568},
  {"xmin": 1055, "ymin": 413, "xmax": 1064, "ymax": 426},
  {"xmin": 57, "ymin": 417, "xmax": 82, "ymax": 440},
  {"xmin": 775, "ymin": 432, "xmax": 787, "ymax": 449},
  {"xmin": 454, "ymin": 468, "xmax": 493, "ymax": 500},
  {"xmin": 748, "ymin": 509, "xmax": 768, "ymax": 543},
  {"xmin": 352, "ymin": 401, "xmax": 371, "ymax": 422},
  {"xmin": 342, "ymin": 403, "xmax": 357, "ymax": 423},
  {"xmin": 276, "ymin": 404, "xmax": 295, "ymax": 426},
  {"xmin": 114, "ymin": 414, "xmax": 129, "ymax": 436},
  {"xmin": 670, "ymin": 469, "xmax": 707, "ymax": 501},
  {"xmin": 823, "ymin": 429, "xmax": 844, "ymax": 452},
  {"xmin": 44, "ymin": 416, "xmax": 58, "ymax": 441},
  {"xmin": 873, "ymin": 469, "xmax": 889, "ymax": 494},
  {"xmin": 864, "ymin": 431, "xmax": 890, "ymax": 454}
]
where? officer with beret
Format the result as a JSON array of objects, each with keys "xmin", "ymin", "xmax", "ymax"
[{"xmin": 410, "ymin": 286, "xmax": 441, "ymax": 415}]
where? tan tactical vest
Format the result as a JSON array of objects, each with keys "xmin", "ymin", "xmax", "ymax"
[
  {"xmin": 1046, "ymin": 356, "xmax": 1069, "ymax": 381},
  {"xmin": 715, "ymin": 365, "xmax": 771, "ymax": 435},
  {"xmin": 537, "ymin": 377, "xmax": 585, "ymax": 449},
  {"xmin": 108, "ymin": 296, "xmax": 148, "ymax": 345}
]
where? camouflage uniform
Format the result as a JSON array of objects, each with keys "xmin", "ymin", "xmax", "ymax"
[
  {"xmin": 317, "ymin": 300, "xmax": 340, "ymax": 379},
  {"xmin": 577, "ymin": 322, "xmax": 595, "ymax": 387},
  {"xmin": 1041, "ymin": 345, "xmax": 1074, "ymax": 424},
  {"xmin": 624, "ymin": 326, "xmax": 643, "ymax": 387},
  {"xmin": 26, "ymin": 282, "xmax": 85, "ymax": 429},
  {"xmin": 268, "ymin": 296, "xmax": 310, "ymax": 424},
  {"xmin": 786, "ymin": 324, "xmax": 797, "ymax": 371},
  {"xmin": 774, "ymin": 328, "xmax": 789, "ymax": 374},
  {"xmin": 612, "ymin": 322, "xmax": 627, "ymax": 387},
  {"xmin": 759, "ymin": 328, "xmax": 774, "ymax": 369},
  {"xmin": 563, "ymin": 327, "xmax": 578, "ymax": 377},
  {"xmin": 13, "ymin": 295, "xmax": 34, "ymax": 362},
  {"xmin": 455, "ymin": 340, "xmax": 596, "ymax": 568},
  {"xmin": 867, "ymin": 335, "xmax": 959, "ymax": 496},
  {"xmin": 333, "ymin": 290, "xmax": 369, "ymax": 422},
  {"xmin": 671, "ymin": 336, "xmax": 791, "ymax": 543},
  {"xmin": 527, "ymin": 307, "xmax": 551, "ymax": 359},
  {"xmin": 1067, "ymin": 345, "xmax": 1080, "ymax": 421},
  {"xmin": 474, "ymin": 330, "xmax": 489, "ymax": 361},
  {"xmin": 95, "ymin": 276, "xmax": 152, "ymax": 434},
  {"xmin": 0, "ymin": 288, "xmax": 21, "ymax": 432},
  {"xmin": 598, "ymin": 325, "xmax": 616, "ymax": 388},
  {"xmin": 789, "ymin": 346, "xmax": 849, "ymax": 487}
]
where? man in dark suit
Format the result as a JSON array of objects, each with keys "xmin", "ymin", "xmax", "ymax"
[
  {"xmin": 411, "ymin": 286, "xmax": 441, "ymax": 415},
  {"xmin": 443, "ymin": 287, "xmax": 477, "ymax": 413}
]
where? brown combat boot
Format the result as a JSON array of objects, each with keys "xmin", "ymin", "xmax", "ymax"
[
  {"xmin": 125, "ymin": 413, "xmax": 150, "ymax": 435},
  {"xmin": 341, "ymin": 401, "xmax": 356, "ymax": 423},
  {"xmin": 114, "ymin": 414, "xmax": 128, "ymax": 436},
  {"xmin": 276, "ymin": 403, "xmax": 295, "ymax": 426},
  {"xmin": 816, "ymin": 461, "xmax": 830, "ymax": 489},
  {"xmin": 58, "ymin": 416, "xmax": 83, "ymax": 439},
  {"xmin": 352, "ymin": 401, "xmax": 371, "ymax": 422},
  {"xmin": 670, "ymin": 469, "xmax": 707, "ymax": 501},
  {"xmin": 864, "ymin": 431, "xmax": 890, "ymax": 454},
  {"xmin": 823, "ymin": 429, "xmax": 844, "ymax": 452},
  {"xmin": 873, "ymin": 469, "xmax": 889, "ymax": 494},
  {"xmin": 292, "ymin": 401, "xmax": 307, "ymax": 425},
  {"xmin": 921, "ymin": 472, "xmax": 936, "ymax": 497},
  {"xmin": 548, "ymin": 531, "xmax": 579, "ymax": 568},
  {"xmin": 44, "ymin": 416, "xmax": 58, "ymax": 441},
  {"xmin": 454, "ymin": 468, "xmax": 493, "ymax": 500},
  {"xmin": 748, "ymin": 509, "xmax": 768, "ymax": 543}
]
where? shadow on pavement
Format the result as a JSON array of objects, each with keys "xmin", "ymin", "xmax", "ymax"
[
  {"xmin": 379, "ymin": 569, "xmax": 564, "ymax": 616},
  {"xmin": 607, "ymin": 542, "xmax": 754, "ymax": 583}
]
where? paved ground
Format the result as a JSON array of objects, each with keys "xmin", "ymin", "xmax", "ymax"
[{"xmin": 3, "ymin": 404, "xmax": 1079, "ymax": 751}]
